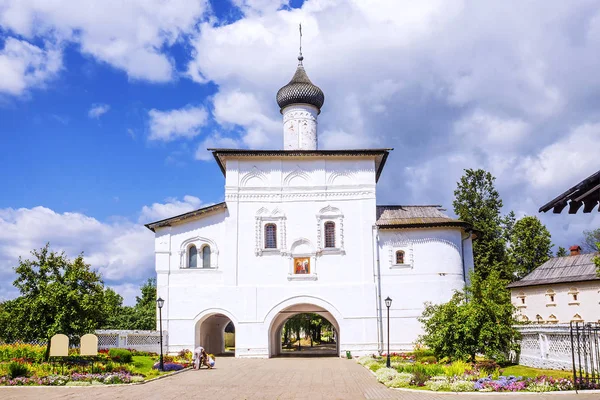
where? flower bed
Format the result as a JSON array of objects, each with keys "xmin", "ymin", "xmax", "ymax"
[
  {"xmin": 358, "ymin": 354, "xmax": 599, "ymax": 392},
  {"xmin": 0, "ymin": 343, "xmax": 190, "ymax": 386}
]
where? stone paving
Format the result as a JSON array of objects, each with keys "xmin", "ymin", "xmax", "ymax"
[{"xmin": 1, "ymin": 357, "xmax": 599, "ymax": 400}]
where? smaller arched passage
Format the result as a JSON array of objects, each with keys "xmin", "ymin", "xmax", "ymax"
[
  {"xmin": 268, "ymin": 303, "xmax": 340, "ymax": 357},
  {"xmin": 195, "ymin": 313, "xmax": 236, "ymax": 356}
]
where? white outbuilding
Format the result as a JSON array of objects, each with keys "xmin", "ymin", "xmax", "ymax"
[{"xmin": 146, "ymin": 50, "xmax": 475, "ymax": 358}]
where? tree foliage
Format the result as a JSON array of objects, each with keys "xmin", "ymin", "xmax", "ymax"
[
  {"xmin": 8, "ymin": 245, "xmax": 106, "ymax": 359},
  {"xmin": 418, "ymin": 271, "xmax": 519, "ymax": 362},
  {"xmin": 100, "ymin": 278, "xmax": 156, "ymax": 330},
  {"xmin": 507, "ymin": 216, "xmax": 553, "ymax": 279},
  {"xmin": 453, "ymin": 169, "xmax": 511, "ymax": 279},
  {"xmin": 556, "ymin": 246, "xmax": 568, "ymax": 257},
  {"xmin": 583, "ymin": 228, "xmax": 600, "ymax": 253},
  {"xmin": 281, "ymin": 313, "xmax": 334, "ymax": 347},
  {"xmin": 594, "ymin": 243, "xmax": 600, "ymax": 277}
]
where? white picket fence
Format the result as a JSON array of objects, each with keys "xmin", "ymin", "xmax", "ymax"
[
  {"xmin": 515, "ymin": 324, "xmax": 573, "ymax": 370},
  {"xmin": 95, "ymin": 330, "xmax": 167, "ymax": 354}
]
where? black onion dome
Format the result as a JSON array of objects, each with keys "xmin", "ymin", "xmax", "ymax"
[{"xmin": 276, "ymin": 61, "xmax": 324, "ymax": 113}]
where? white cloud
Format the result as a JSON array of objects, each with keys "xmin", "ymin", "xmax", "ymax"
[
  {"xmin": 195, "ymin": 133, "xmax": 241, "ymax": 161},
  {"xmin": 517, "ymin": 123, "xmax": 600, "ymax": 190},
  {"xmin": 0, "ymin": 0, "xmax": 210, "ymax": 83},
  {"xmin": 0, "ymin": 38, "xmax": 62, "ymax": 95},
  {"xmin": 0, "ymin": 206, "xmax": 153, "ymax": 295},
  {"xmin": 88, "ymin": 103, "xmax": 110, "ymax": 119},
  {"xmin": 0, "ymin": 195, "xmax": 208, "ymax": 303},
  {"xmin": 148, "ymin": 105, "xmax": 209, "ymax": 142},
  {"xmin": 139, "ymin": 195, "xmax": 203, "ymax": 223}
]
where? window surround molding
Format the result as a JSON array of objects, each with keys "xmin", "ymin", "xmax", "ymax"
[
  {"xmin": 179, "ymin": 236, "xmax": 219, "ymax": 269},
  {"xmin": 287, "ymin": 238, "xmax": 318, "ymax": 281},
  {"xmin": 386, "ymin": 232, "xmax": 414, "ymax": 269},
  {"xmin": 516, "ymin": 292, "xmax": 527, "ymax": 309},
  {"xmin": 547, "ymin": 314, "xmax": 558, "ymax": 324},
  {"xmin": 255, "ymin": 207, "xmax": 287, "ymax": 256},
  {"xmin": 315, "ymin": 205, "xmax": 345, "ymax": 255},
  {"xmin": 545, "ymin": 289, "xmax": 556, "ymax": 307},
  {"xmin": 571, "ymin": 313, "xmax": 583, "ymax": 323},
  {"xmin": 568, "ymin": 287, "xmax": 580, "ymax": 305}
]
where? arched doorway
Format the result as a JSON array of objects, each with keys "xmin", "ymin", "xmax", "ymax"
[
  {"xmin": 268, "ymin": 303, "xmax": 339, "ymax": 357},
  {"xmin": 195, "ymin": 313, "xmax": 235, "ymax": 356}
]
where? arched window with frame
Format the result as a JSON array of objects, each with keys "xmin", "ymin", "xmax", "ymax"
[
  {"xmin": 188, "ymin": 245, "xmax": 198, "ymax": 268},
  {"xmin": 324, "ymin": 221, "xmax": 335, "ymax": 248},
  {"xmin": 395, "ymin": 250, "xmax": 405, "ymax": 265},
  {"xmin": 264, "ymin": 223, "xmax": 277, "ymax": 249},
  {"xmin": 202, "ymin": 245, "xmax": 211, "ymax": 268}
]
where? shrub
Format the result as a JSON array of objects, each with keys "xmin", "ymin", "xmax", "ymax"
[
  {"xmin": 8, "ymin": 362, "xmax": 29, "ymax": 379},
  {"xmin": 476, "ymin": 360, "xmax": 500, "ymax": 375},
  {"xmin": 177, "ymin": 349, "xmax": 192, "ymax": 361},
  {"xmin": 108, "ymin": 348, "xmax": 132, "ymax": 363},
  {"xmin": 398, "ymin": 362, "xmax": 444, "ymax": 377},
  {"xmin": 413, "ymin": 347, "xmax": 435, "ymax": 361},
  {"xmin": 444, "ymin": 360, "xmax": 471, "ymax": 378},
  {"xmin": 418, "ymin": 355, "xmax": 437, "ymax": 364},
  {"xmin": 375, "ymin": 368, "xmax": 397, "ymax": 383},
  {"xmin": 411, "ymin": 370, "xmax": 430, "ymax": 387}
]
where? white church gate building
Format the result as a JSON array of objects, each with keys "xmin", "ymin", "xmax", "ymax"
[{"xmin": 146, "ymin": 48, "xmax": 475, "ymax": 358}]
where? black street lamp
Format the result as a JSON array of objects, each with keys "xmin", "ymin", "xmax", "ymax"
[
  {"xmin": 385, "ymin": 296, "xmax": 392, "ymax": 368},
  {"xmin": 157, "ymin": 297, "xmax": 165, "ymax": 371}
]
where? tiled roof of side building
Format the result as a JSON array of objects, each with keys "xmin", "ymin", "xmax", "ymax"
[
  {"xmin": 507, "ymin": 253, "xmax": 599, "ymax": 288},
  {"xmin": 144, "ymin": 202, "xmax": 227, "ymax": 232},
  {"xmin": 375, "ymin": 205, "xmax": 472, "ymax": 229}
]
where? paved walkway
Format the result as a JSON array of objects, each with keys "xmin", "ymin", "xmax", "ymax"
[{"xmin": 1, "ymin": 357, "xmax": 598, "ymax": 400}]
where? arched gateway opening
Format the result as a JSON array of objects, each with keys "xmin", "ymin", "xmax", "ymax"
[
  {"xmin": 195, "ymin": 313, "xmax": 235, "ymax": 356},
  {"xmin": 268, "ymin": 303, "xmax": 339, "ymax": 357}
]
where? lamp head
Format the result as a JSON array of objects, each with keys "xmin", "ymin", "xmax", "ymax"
[
  {"xmin": 156, "ymin": 297, "xmax": 165, "ymax": 309},
  {"xmin": 384, "ymin": 297, "xmax": 392, "ymax": 308}
]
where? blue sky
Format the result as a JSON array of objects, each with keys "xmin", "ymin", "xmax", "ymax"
[{"xmin": 1, "ymin": 0, "xmax": 599, "ymax": 304}]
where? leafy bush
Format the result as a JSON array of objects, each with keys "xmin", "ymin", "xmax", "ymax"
[
  {"xmin": 443, "ymin": 360, "xmax": 471, "ymax": 378},
  {"xmin": 108, "ymin": 348, "xmax": 132, "ymax": 363},
  {"xmin": 375, "ymin": 368, "xmax": 397, "ymax": 383},
  {"xmin": 177, "ymin": 349, "xmax": 192, "ymax": 361},
  {"xmin": 476, "ymin": 360, "xmax": 500, "ymax": 375},
  {"xmin": 8, "ymin": 362, "xmax": 30, "ymax": 379},
  {"xmin": 397, "ymin": 362, "xmax": 444, "ymax": 377},
  {"xmin": 411, "ymin": 370, "xmax": 430, "ymax": 387},
  {"xmin": 413, "ymin": 347, "xmax": 435, "ymax": 361}
]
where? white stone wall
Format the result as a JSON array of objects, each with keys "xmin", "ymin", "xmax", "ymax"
[
  {"xmin": 511, "ymin": 281, "xmax": 600, "ymax": 323},
  {"xmin": 154, "ymin": 155, "xmax": 473, "ymax": 357},
  {"xmin": 282, "ymin": 104, "xmax": 318, "ymax": 150},
  {"xmin": 515, "ymin": 325, "xmax": 574, "ymax": 370}
]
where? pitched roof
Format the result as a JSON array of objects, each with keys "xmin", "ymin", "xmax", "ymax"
[
  {"xmin": 507, "ymin": 253, "xmax": 599, "ymax": 288},
  {"xmin": 144, "ymin": 202, "xmax": 227, "ymax": 232},
  {"xmin": 375, "ymin": 205, "xmax": 472, "ymax": 230},
  {"xmin": 209, "ymin": 148, "xmax": 392, "ymax": 182},
  {"xmin": 539, "ymin": 169, "xmax": 600, "ymax": 214}
]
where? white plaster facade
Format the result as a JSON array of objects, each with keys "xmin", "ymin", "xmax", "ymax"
[
  {"xmin": 511, "ymin": 281, "xmax": 600, "ymax": 324},
  {"xmin": 148, "ymin": 55, "xmax": 474, "ymax": 358},
  {"xmin": 150, "ymin": 154, "xmax": 474, "ymax": 358}
]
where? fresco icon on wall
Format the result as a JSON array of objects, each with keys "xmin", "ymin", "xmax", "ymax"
[{"xmin": 294, "ymin": 257, "xmax": 310, "ymax": 274}]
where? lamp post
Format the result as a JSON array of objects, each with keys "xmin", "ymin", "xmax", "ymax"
[
  {"xmin": 385, "ymin": 296, "xmax": 392, "ymax": 368},
  {"xmin": 156, "ymin": 297, "xmax": 165, "ymax": 371}
]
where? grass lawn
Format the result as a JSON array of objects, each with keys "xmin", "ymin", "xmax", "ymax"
[
  {"xmin": 501, "ymin": 364, "xmax": 572, "ymax": 379},
  {"xmin": 130, "ymin": 356, "xmax": 170, "ymax": 379}
]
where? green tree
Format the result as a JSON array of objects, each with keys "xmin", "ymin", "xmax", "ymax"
[
  {"xmin": 11, "ymin": 244, "xmax": 106, "ymax": 359},
  {"xmin": 418, "ymin": 271, "xmax": 519, "ymax": 362},
  {"xmin": 507, "ymin": 216, "xmax": 553, "ymax": 279},
  {"xmin": 594, "ymin": 243, "xmax": 600, "ymax": 277},
  {"xmin": 556, "ymin": 246, "xmax": 568, "ymax": 257},
  {"xmin": 453, "ymin": 169, "xmax": 510, "ymax": 279},
  {"xmin": 583, "ymin": 228, "xmax": 600, "ymax": 253},
  {"xmin": 131, "ymin": 278, "xmax": 157, "ymax": 330},
  {"xmin": 100, "ymin": 279, "xmax": 156, "ymax": 330}
]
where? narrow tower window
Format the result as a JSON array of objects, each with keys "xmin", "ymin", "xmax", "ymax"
[
  {"xmin": 202, "ymin": 245, "xmax": 211, "ymax": 268},
  {"xmin": 396, "ymin": 250, "xmax": 405, "ymax": 265},
  {"xmin": 265, "ymin": 224, "xmax": 277, "ymax": 249},
  {"xmin": 189, "ymin": 245, "xmax": 197, "ymax": 269},
  {"xmin": 324, "ymin": 221, "xmax": 335, "ymax": 248}
]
